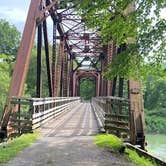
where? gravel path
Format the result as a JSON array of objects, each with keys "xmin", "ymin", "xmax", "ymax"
[{"xmin": 3, "ymin": 102, "xmax": 137, "ymax": 166}]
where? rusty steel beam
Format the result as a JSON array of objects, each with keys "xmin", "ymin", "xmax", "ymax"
[
  {"xmin": 36, "ymin": 23, "xmax": 42, "ymax": 97},
  {"xmin": 66, "ymin": 60, "xmax": 70, "ymax": 96},
  {"xmin": 69, "ymin": 59, "xmax": 74, "ymax": 96},
  {"xmin": 118, "ymin": 78, "xmax": 124, "ymax": 98},
  {"xmin": 60, "ymin": 52, "xmax": 64, "ymax": 97},
  {"xmin": 55, "ymin": 39, "xmax": 65, "ymax": 96},
  {"xmin": 128, "ymin": 80, "xmax": 145, "ymax": 149},
  {"xmin": 0, "ymin": 0, "xmax": 41, "ymax": 136},
  {"xmin": 43, "ymin": 20, "xmax": 53, "ymax": 97},
  {"xmin": 36, "ymin": 0, "xmax": 57, "ymax": 24},
  {"xmin": 52, "ymin": 18, "xmax": 57, "ymax": 97},
  {"xmin": 62, "ymin": 52, "xmax": 68, "ymax": 96}
]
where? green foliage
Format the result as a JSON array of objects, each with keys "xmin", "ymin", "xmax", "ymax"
[
  {"xmin": 94, "ymin": 134, "xmax": 122, "ymax": 152},
  {"xmin": 0, "ymin": 54, "xmax": 11, "ymax": 118},
  {"xmin": 145, "ymin": 109, "xmax": 166, "ymax": 134},
  {"xmin": 0, "ymin": 19, "xmax": 20, "ymax": 56},
  {"xmin": 94, "ymin": 134, "xmax": 156, "ymax": 166},
  {"xmin": 143, "ymin": 73, "xmax": 166, "ymax": 134},
  {"xmin": 65, "ymin": 0, "xmax": 166, "ymax": 78},
  {"xmin": 80, "ymin": 79, "xmax": 95, "ymax": 100},
  {"xmin": 0, "ymin": 132, "xmax": 40, "ymax": 164},
  {"xmin": 144, "ymin": 75, "xmax": 166, "ymax": 110},
  {"xmin": 125, "ymin": 148, "xmax": 156, "ymax": 166},
  {"xmin": 26, "ymin": 47, "xmax": 51, "ymax": 97}
]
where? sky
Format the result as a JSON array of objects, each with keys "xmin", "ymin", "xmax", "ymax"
[
  {"xmin": 0, "ymin": 0, "xmax": 31, "ymax": 32},
  {"xmin": 0, "ymin": 0, "xmax": 166, "ymax": 34}
]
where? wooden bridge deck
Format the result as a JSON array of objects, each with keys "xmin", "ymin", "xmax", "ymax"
[
  {"xmin": 3, "ymin": 102, "xmax": 136, "ymax": 166},
  {"xmin": 41, "ymin": 102, "xmax": 99, "ymax": 137}
]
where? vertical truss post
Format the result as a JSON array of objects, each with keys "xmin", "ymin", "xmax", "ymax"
[
  {"xmin": 100, "ymin": 56, "xmax": 106, "ymax": 96},
  {"xmin": 96, "ymin": 74, "xmax": 100, "ymax": 96},
  {"xmin": 36, "ymin": 23, "xmax": 42, "ymax": 97},
  {"xmin": 118, "ymin": 78, "xmax": 124, "ymax": 97},
  {"xmin": 69, "ymin": 71, "xmax": 74, "ymax": 96},
  {"xmin": 67, "ymin": 58, "xmax": 70, "ymax": 96},
  {"xmin": 73, "ymin": 72, "xmax": 77, "ymax": 96},
  {"xmin": 128, "ymin": 80, "xmax": 145, "ymax": 149},
  {"xmin": 107, "ymin": 43, "xmax": 116, "ymax": 96},
  {"xmin": 69, "ymin": 59, "xmax": 74, "ymax": 96},
  {"xmin": 112, "ymin": 77, "xmax": 117, "ymax": 96},
  {"xmin": 52, "ymin": 19, "xmax": 57, "ymax": 97},
  {"xmin": 94, "ymin": 77, "xmax": 97, "ymax": 96},
  {"xmin": 101, "ymin": 46, "xmax": 109, "ymax": 96},
  {"xmin": 60, "ymin": 57, "xmax": 64, "ymax": 97},
  {"xmin": 55, "ymin": 38, "xmax": 64, "ymax": 96},
  {"xmin": 43, "ymin": 20, "xmax": 52, "ymax": 97},
  {"xmin": 77, "ymin": 77, "xmax": 80, "ymax": 96},
  {"xmin": 118, "ymin": 77, "xmax": 124, "ymax": 114},
  {"xmin": 99, "ymin": 77, "xmax": 103, "ymax": 96},
  {"xmin": 62, "ymin": 52, "xmax": 68, "ymax": 96}
]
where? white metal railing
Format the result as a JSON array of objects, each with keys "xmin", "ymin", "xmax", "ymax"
[{"xmin": 10, "ymin": 97, "xmax": 80, "ymax": 133}]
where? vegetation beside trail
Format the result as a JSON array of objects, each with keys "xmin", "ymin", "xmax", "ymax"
[
  {"xmin": 94, "ymin": 134, "xmax": 156, "ymax": 166},
  {"xmin": 0, "ymin": 132, "xmax": 40, "ymax": 164},
  {"xmin": 143, "ymin": 74, "xmax": 166, "ymax": 134}
]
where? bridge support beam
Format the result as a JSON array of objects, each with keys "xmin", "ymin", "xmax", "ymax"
[
  {"xmin": 128, "ymin": 80, "xmax": 145, "ymax": 149},
  {"xmin": 36, "ymin": 23, "xmax": 42, "ymax": 97},
  {"xmin": 55, "ymin": 38, "xmax": 65, "ymax": 97}
]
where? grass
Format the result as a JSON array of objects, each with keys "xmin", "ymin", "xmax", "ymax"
[
  {"xmin": 126, "ymin": 148, "xmax": 156, "ymax": 166},
  {"xmin": 94, "ymin": 133, "xmax": 122, "ymax": 151},
  {"xmin": 94, "ymin": 134, "xmax": 156, "ymax": 166},
  {"xmin": 0, "ymin": 132, "xmax": 40, "ymax": 164}
]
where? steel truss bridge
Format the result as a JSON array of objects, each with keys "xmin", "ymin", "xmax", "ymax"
[{"xmin": 0, "ymin": 0, "xmax": 145, "ymax": 150}]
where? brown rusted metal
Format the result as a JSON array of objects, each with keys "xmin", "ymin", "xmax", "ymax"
[
  {"xmin": 55, "ymin": 38, "xmax": 65, "ymax": 97},
  {"xmin": 52, "ymin": 19, "xmax": 57, "ymax": 97},
  {"xmin": 62, "ymin": 52, "xmax": 68, "ymax": 96},
  {"xmin": 128, "ymin": 80, "xmax": 145, "ymax": 149},
  {"xmin": 36, "ymin": 23, "xmax": 42, "ymax": 97},
  {"xmin": 43, "ymin": 20, "xmax": 53, "ymax": 96},
  {"xmin": 73, "ymin": 70, "xmax": 100, "ymax": 97}
]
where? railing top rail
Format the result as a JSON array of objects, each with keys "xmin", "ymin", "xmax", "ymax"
[
  {"xmin": 10, "ymin": 97, "xmax": 80, "ymax": 106},
  {"xmin": 11, "ymin": 96, "xmax": 80, "ymax": 100},
  {"xmin": 93, "ymin": 96, "xmax": 129, "ymax": 102}
]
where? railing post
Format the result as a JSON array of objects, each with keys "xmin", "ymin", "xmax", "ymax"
[
  {"xmin": 105, "ymin": 99, "xmax": 110, "ymax": 133},
  {"xmin": 18, "ymin": 99, "xmax": 21, "ymax": 135},
  {"xmin": 29, "ymin": 100, "xmax": 34, "ymax": 132}
]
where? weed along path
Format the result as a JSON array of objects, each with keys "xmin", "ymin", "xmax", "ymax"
[{"xmin": 3, "ymin": 103, "xmax": 136, "ymax": 166}]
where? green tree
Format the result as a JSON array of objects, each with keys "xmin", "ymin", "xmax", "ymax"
[
  {"xmin": 80, "ymin": 79, "xmax": 96, "ymax": 100},
  {"xmin": 144, "ymin": 75, "xmax": 166, "ymax": 110},
  {"xmin": 0, "ymin": 19, "xmax": 20, "ymax": 56},
  {"xmin": 0, "ymin": 54, "xmax": 11, "ymax": 118},
  {"xmin": 63, "ymin": 0, "xmax": 166, "ymax": 78},
  {"xmin": 25, "ymin": 47, "xmax": 51, "ymax": 97}
]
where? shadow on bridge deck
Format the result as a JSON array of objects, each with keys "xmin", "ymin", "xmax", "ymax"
[{"xmin": 40, "ymin": 102, "xmax": 99, "ymax": 137}]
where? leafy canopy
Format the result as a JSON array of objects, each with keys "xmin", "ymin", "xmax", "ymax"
[
  {"xmin": 0, "ymin": 19, "xmax": 20, "ymax": 56},
  {"xmin": 0, "ymin": 54, "xmax": 11, "ymax": 118},
  {"xmin": 63, "ymin": 0, "xmax": 166, "ymax": 78}
]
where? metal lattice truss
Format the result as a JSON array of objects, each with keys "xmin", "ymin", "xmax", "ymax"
[{"xmin": 56, "ymin": 8, "xmax": 103, "ymax": 71}]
